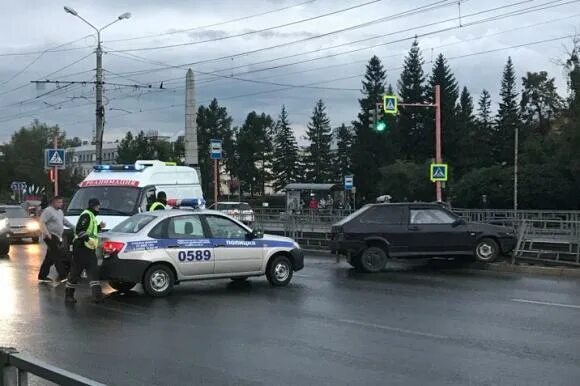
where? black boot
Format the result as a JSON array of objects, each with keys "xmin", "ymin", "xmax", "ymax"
[
  {"xmin": 91, "ymin": 285, "xmax": 104, "ymax": 303},
  {"xmin": 65, "ymin": 287, "xmax": 76, "ymax": 304}
]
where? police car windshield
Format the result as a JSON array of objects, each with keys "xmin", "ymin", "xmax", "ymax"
[
  {"xmin": 111, "ymin": 214, "xmax": 156, "ymax": 233},
  {"xmin": 67, "ymin": 186, "xmax": 139, "ymax": 216}
]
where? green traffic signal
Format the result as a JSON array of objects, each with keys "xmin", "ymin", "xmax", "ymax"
[{"xmin": 375, "ymin": 121, "xmax": 387, "ymax": 132}]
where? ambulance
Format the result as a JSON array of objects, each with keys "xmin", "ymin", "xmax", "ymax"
[{"xmin": 64, "ymin": 160, "xmax": 204, "ymax": 234}]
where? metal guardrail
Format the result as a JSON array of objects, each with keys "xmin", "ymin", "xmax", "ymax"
[
  {"xmin": 1, "ymin": 347, "xmax": 106, "ymax": 386},
  {"xmin": 513, "ymin": 221, "xmax": 580, "ymax": 267},
  {"xmin": 454, "ymin": 209, "xmax": 580, "ymax": 227},
  {"xmin": 254, "ymin": 209, "xmax": 580, "ymax": 266}
]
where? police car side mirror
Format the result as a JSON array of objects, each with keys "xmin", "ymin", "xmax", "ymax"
[{"xmin": 247, "ymin": 229, "xmax": 263, "ymax": 240}]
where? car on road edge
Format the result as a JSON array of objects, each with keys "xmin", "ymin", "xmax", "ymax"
[{"xmin": 329, "ymin": 202, "xmax": 517, "ymax": 272}]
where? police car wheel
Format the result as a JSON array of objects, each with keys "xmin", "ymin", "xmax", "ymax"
[
  {"xmin": 108, "ymin": 280, "xmax": 136, "ymax": 294},
  {"xmin": 266, "ymin": 255, "xmax": 293, "ymax": 286},
  {"xmin": 143, "ymin": 264, "xmax": 175, "ymax": 297}
]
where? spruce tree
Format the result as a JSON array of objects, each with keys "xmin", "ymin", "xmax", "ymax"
[
  {"xmin": 236, "ymin": 111, "xmax": 274, "ymax": 196},
  {"xmin": 196, "ymin": 99, "xmax": 234, "ymax": 199},
  {"xmin": 305, "ymin": 99, "xmax": 333, "ymax": 182},
  {"xmin": 456, "ymin": 86, "xmax": 476, "ymax": 172},
  {"xmin": 351, "ymin": 55, "xmax": 388, "ymax": 202},
  {"xmin": 429, "ymin": 54, "xmax": 460, "ymax": 165},
  {"xmin": 334, "ymin": 123, "xmax": 353, "ymax": 180},
  {"xmin": 272, "ymin": 105, "xmax": 300, "ymax": 191},
  {"xmin": 495, "ymin": 57, "xmax": 519, "ymax": 164},
  {"xmin": 396, "ymin": 39, "xmax": 428, "ymax": 161},
  {"xmin": 476, "ymin": 89, "xmax": 494, "ymax": 166}
]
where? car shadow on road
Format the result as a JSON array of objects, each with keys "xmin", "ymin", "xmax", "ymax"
[{"xmin": 342, "ymin": 257, "xmax": 518, "ymax": 283}]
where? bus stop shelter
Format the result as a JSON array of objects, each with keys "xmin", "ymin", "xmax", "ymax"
[{"xmin": 284, "ymin": 183, "xmax": 341, "ymax": 212}]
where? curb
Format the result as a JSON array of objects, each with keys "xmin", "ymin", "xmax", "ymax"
[
  {"xmin": 473, "ymin": 262, "xmax": 580, "ymax": 278},
  {"xmin": 302, "ymin": 249, "xmax": 580, "ymax": 278}
]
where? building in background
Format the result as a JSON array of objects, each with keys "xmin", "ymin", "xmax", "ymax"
[{"xmin": 66, "ymin": 141, "xmax": 119, "ymax": 176}]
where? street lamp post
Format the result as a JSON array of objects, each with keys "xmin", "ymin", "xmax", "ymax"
[{"xmin": 63, "ymin": 6, "xmax": 131, "ymax": 165}]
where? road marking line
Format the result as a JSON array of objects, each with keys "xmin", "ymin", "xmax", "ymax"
[
  {"xmin": 338, "ymin": 319, "xmax": 449, "ymax": 340},
  {"xmin": 511, "ymin": 298, "xmax": 580, "ymax": 310}
]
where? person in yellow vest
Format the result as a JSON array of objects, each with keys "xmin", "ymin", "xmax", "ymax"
[
  {"xmin": 65, "ymin": 198, "xmax": 106, "ymax": 304},
  {"xmin": 149, "ymin": 191, "xmax": 167, "ymax": 211}
]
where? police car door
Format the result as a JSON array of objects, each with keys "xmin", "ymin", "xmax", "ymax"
[
  {"xmin": 204, "ymin": 215, "xmax": 263, "ymax": 275},
  {"xmin": 164, "ymin": 214, "xmax": 214, "ymax": 277}
]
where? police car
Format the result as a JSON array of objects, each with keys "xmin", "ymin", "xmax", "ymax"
[{"xmin": 98, "ymin": 199, "xmax": 304, "ymax": 297}]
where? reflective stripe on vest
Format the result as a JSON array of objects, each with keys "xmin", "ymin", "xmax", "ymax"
[
  {"xmin": 75, "ymin": 209, "xmax": 98, "ymax": 249},
  {"xmin": 149, "ymin": 202, "xmax": 166, "ymax": 211}
]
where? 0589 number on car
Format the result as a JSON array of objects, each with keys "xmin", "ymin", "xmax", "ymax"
[{"xmin": 178, "ymin": 250, "xmax": 212, "ymax": 262}]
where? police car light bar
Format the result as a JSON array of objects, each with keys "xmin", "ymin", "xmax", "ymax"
[
  {"xmin": 167, "ymin": 198, "xmax": 205, "ymax": 209},
  {"xmin": 93, "ymin": 164, "xmax": 145, "ymax": 171}
]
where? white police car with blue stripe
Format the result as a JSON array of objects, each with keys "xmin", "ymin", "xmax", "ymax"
[{"xmin": 98, "ymin": 202, "xmax": 304, "ymax": 297}]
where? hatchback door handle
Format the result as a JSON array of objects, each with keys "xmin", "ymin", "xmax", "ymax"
[
  {"xmin": 408, "ymin": 226, "xmax": 419, "ymax": 231},
  {"xmin": 167, "ymin": 245, "xmax": 180, "ymax": 249},
  {"xmin": 214, "ymin": 244, "xmax": 226, "ymax": 248}
]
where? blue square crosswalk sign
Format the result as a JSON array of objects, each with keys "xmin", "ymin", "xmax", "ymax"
[
  {"xmin": 430, "ymin": 163, "xmax": 448, "ymax": 182},
  {"xmin": 46, "ymin": 149, "xmax": 66, "ymax": 169}
]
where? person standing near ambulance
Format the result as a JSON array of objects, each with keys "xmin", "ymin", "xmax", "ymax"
[
  {"xmin": 149, "ymin": 191, "xmax": 167, "ymax": 211},
  {"xmin": 65, "ymin": 198, "xmax": 106, "ymax": 304}
]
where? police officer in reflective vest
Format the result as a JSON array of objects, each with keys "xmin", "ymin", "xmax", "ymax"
[
  {"xmin": 149, "ymin": 191, "xmax": 167, "ymax": 211},
  {"xmin": 65, "ymin": 198, "xmax": 106, "ymax": 304}
]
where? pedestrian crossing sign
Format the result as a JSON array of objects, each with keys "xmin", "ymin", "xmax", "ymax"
[
  {"xmin": 430, "ymin": 163, "xmax": 448, "ymax": 182},
  {"xmin": 383, "ymin": 94, "xmax": 398, "ymax": 115},
  {"xmin": 45, "ymin": 149, "xmax": 66, "ymax": 169}
]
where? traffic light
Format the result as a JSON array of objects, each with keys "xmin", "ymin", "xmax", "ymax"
[{"xmin": 368, "ymin": 102, "xmax": 388, "ymax": 132}]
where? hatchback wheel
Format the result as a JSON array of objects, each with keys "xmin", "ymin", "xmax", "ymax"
[
  {"xmin": 474, "ymin": 238, "xmax": 499, "ymax": 263},
  {"xmin": 360, "ymin": 246, "xmax": 387, "ymax": 273},
  {"xmin": 143, "ymin": 264, "xmax": 175, "ymax": 297}
]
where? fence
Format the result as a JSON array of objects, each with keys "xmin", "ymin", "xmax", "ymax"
[
  {"xmin": 513, "ymin": 220, "xmax": 580, "ymax": 267},
  {"xmin": 254, "ymin": 208, "xmax": 580, "ymax": 266},
  {"xmin": 0, "ymin": 347, "xmax": 105, "ymax": 386},
  {"xmin": 453, "ymin": 209, "xmax": 580, "ymax": 228}
]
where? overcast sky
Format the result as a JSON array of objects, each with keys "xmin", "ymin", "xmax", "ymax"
[{"xmin": 0, "ymin": 0, "xmax": 578, "ymax": 144}]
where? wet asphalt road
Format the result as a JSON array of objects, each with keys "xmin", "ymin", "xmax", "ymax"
[{"xmin": 1, "ymin": 243, "xmax": 580, "ymax": 386}]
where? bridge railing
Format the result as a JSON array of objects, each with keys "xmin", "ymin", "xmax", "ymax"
[{"xmin": 0, "ymin": 347, "xmax": 106, "ymax": 386}]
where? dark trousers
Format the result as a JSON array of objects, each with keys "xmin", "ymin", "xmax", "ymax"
[
  {"xmin": 38, "ymin": 235, "xmax": 68, "ymax": 280},
  {"xmin": 66, "ymin": 242, "xmax": 100, "ymax": 288}
]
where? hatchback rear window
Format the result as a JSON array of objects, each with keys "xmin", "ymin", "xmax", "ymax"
[{"xmin": 358, "ymin": 206, "xmax": 405, "ymax": 224}]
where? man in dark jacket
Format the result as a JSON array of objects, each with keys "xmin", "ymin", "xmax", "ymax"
[{"xmin": 65, "ymin": 198, "xmax": 105, "ymax": 304}]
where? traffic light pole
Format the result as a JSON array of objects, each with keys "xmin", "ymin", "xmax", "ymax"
[
  {"xmin": 53, "ymin": 135, "xmax": 59, "ymax": 197},
  {"xmin": 398, "ymin": 84, "xmax": 442, "ymax": 202},
  {"xmin": 434, "ymin": 85, "xmax": 442, "ymax": 202}
]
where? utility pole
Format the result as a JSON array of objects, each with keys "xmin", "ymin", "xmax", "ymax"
[
  {"xmin": 95, "ymin": 40, "xmax": 104, "ymax": 165},
  {"xmin": 514, "ymin": 125, "xmax": 519, "ymax": 212},
  {"xmin": 63, "ymin": 6, "xmax": 130, "ymax": 164}
]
